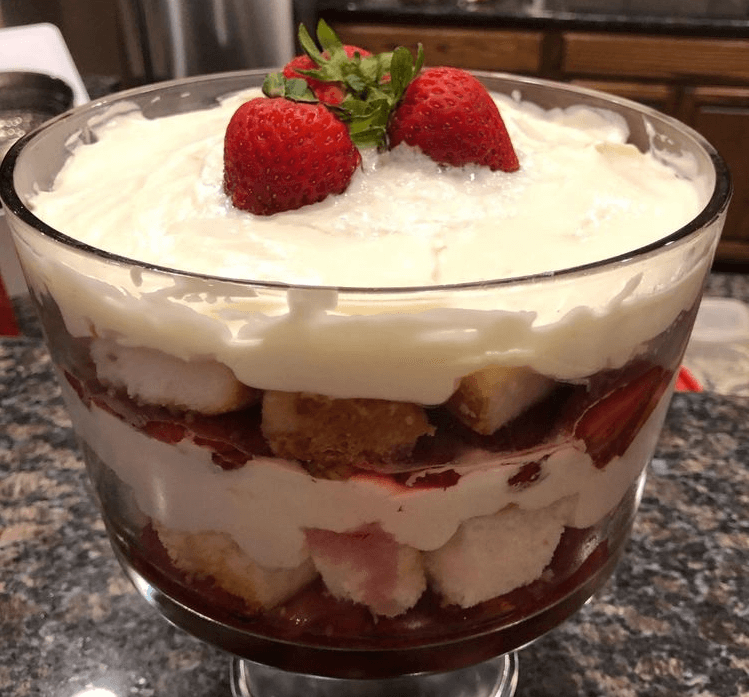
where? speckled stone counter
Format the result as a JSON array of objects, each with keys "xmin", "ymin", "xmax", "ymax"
[{"xmin": 1, "ymin": 332, "xmax": 747, "ymax": 697}]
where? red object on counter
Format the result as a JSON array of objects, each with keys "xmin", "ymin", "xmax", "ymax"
[
  {"xmin": 675, "ymin": 366, "xmax": 702, "ymax": 392},
  {"xmin": 0, "ymin": 276, "xmax": 19, "ymax": 336}
]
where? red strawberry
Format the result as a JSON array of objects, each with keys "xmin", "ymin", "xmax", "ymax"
[
  {"xmin": 387, "ymin": 66, "xmax": 520, "ymax": 172},
  {"xmin": 574, "ymin": 365, "xmax": 672, "ymax": 468},
  {"xmin": 144, "ymin": 420, "xmax": 187, "ymax": 444},
  {"xmin": 223, "ymin": 97, "xmax": 361, "ymax": 216},
  {"xmin": 283, "ymin": 45, "xmax": 372, "ymax": 106}
]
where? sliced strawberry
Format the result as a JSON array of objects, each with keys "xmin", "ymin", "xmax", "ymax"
[
  {"xmin": 223, "ymin": 97, "xmax": 361, "ymax": 215},
  {"xmin": 63, "ymin": 370, "xmax": 87, "ymax": 403},
  {"xmin": 144, "ymin": 420, "xmax": 187, "ymax": 444},
  {"xmin": 507, "ymin": 461, "xmax": 544, "ymax": 490},
  {"xmin": 387, "ymin": 66, "xmax": 520, "ymax": 172},
  {"xmin": 574, "ymin": 365, "xmax": 672, "ymax": 468}
]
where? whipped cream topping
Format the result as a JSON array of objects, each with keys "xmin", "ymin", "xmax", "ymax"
[
  {"xmin": 16, "ymin": 84, "xmax": 716, "ymax": 403},
  {"xmin": 31, "ymin": 88, "xmax": 703, "ymax": 287}
]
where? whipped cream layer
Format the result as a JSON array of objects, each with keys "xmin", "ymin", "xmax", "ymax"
[
  {"xmin": 31, "ymin": 88, "xmax": 703, "ymax": 287},
  {"xmin": 61, "ymin": 375, "xmax": 669, "ymax": 570},
  {"xmin": 17, "ymin": 83, "xmax": 717, "ymax": 403}
]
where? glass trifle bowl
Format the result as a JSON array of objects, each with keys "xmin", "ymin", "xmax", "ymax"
[{"xmin": 0, "ymin": 69, "xmax": 731, "ymax": 697}]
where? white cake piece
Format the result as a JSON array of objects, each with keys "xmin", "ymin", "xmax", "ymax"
[
  {"xmin": 91, "ymin": 338, "xmax": 258, "ymax": 414},
  {"xmin": 261, "ymin": 390, "xmax": 433, "ymax": 468},
  {"xmin": 156, "ymin": 525, "xmax": 317, "ymax": 611},
  {"xmin": 424, "ymin": 498, "xmax": 574, "ymax": 608},
  {"xmin": 305, "ymin": 523, "xmax": 426, "ymax": 617},
  {"xmin": 447, "ymin": 365, "xmax": 554, "ymax": 435}
]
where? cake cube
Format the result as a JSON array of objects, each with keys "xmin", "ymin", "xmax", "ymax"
[
  {"xmin": 447, "ymin": 365, "xmax": 553, "ymax": 435},
  {"xmin": 156, "ymin": 526, "xmax": 316, "ymax": 612},
  {"xmin": 424, "ymin": 500, "xmax": 572, "ymax": 608},
  {"xmin": 305, "ymin": 523, "xmax": 426, "ymax": 617},
  {"xmin": 261, "ymin": 391, "xmax": 434, "ymax": 471},
  {"xmin": 91, "ymin": 338, "xmax": 259, "ymax": 414}
]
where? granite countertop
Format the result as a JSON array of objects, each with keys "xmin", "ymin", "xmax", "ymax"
[
  {"xmin": 1, "ymin": 286, "xmax": 748, "ymax": 696},
  {"xmin": 318, "ymin": 0, "xmax": 749, "ymax": 36}
]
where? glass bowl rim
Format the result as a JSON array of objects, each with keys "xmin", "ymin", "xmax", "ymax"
[{"xmin": 0, "ymin": 68, "xmax": 733, "ymax": 295}]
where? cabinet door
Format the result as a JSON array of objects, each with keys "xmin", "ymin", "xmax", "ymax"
[
  {"xmin": 563, "ymin": 33, "xmax": 749, "ymax": 83},
  {"xmin": 570, "ymin": 79, "xmax": 678, "ymax": 115},
  {"xmin": 329, "ymin": 23, "xmax": 543, "ymax": 73},
  {"xmin": 681, "ymin": 87, "xmax": 749, "ymax": 266}
]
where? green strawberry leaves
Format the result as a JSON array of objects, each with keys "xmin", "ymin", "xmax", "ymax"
[
  {"xmin": 262, "ymin": 73, "xmax": 317, "ymax": 101},
  {"xmin": 389, "ymin": 45, "xmax": 422, "ymax": 99},
  {"xmin": 337, "ymin": 44, "xmax": 423, "ymax": 148},
  {"xmin": 266, "ymin": 19, "xmax": 424, "ymax": 149}
]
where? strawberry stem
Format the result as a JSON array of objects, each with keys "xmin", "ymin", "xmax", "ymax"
[
  {"xmin": 280, "ymin": 19, "xmax": 425, "ymax": 150},
  {"xmin": 262, "ymin": 73, "xmax": 316, "ymax": 101},
  {"xmin": 298, "ymin": 22, "xmax": 328, "ymax": 66}
]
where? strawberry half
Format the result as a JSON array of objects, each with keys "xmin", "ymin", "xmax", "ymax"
[
  {"xmin": 223, "ymin": 97, "xmax": 361, "ymax": 216},
  {"xmin": 387, "ymin": 66, "xmax": 520, "ymax": 172},
  {"xmin": 574, "ymin": 365, "xmax": 672, "ymax": 468},
  {"xmin": 283, "ymin": 44, "xmax": 373, "ymax": 106}
]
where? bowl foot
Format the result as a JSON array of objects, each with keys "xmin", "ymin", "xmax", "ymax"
[{"xmin": 230, "ymin": 652, "xmax": 519, "ymax": 697}]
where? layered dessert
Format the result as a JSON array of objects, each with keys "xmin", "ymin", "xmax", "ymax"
[{"xmin": 7, "ymin": 24, "xmax": 725, "ymax": 674}]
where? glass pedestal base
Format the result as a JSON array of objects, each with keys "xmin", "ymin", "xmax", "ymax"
[{"xmin": 230, "ymin": 653, "xmax": 519, "ymax": 697}]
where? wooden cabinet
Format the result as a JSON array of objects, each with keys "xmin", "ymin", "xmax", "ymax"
[
  {"xmin": 569, "ymin": 80, "xmax": 678, "ymax": 115},
  {"xmin": 562, "ymin": 32, "xmax": 749, "ymax": 83},
  {"xmin": 332, "ymin": 23, "xmax": 544, "ymax": 74},
  {"xmin": 679, "ymin": 87, "xmax": 749, "ymax": 265},
  {"xmin": 328, "ymin": 20, "xmax": 749, "ymax": 267},
  {"xmin": 560, "ymin": 32, "xmax": 749, "ymax": 267}
]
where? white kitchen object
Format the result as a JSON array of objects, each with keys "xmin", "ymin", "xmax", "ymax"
[
  {"xmin": 0, "ymin": 23, "xmax": 88, "ymax": 105},
  {"xmin": 691, "ymin": 297, "xmax": 749, "ymax": 345},
  {"xmin": 684, "ymin": 297, "xmax": 749, "ymax": 396},
  {"xmin": 0, "ymin": 22, "xmax": 87, "ymax": 297}
]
